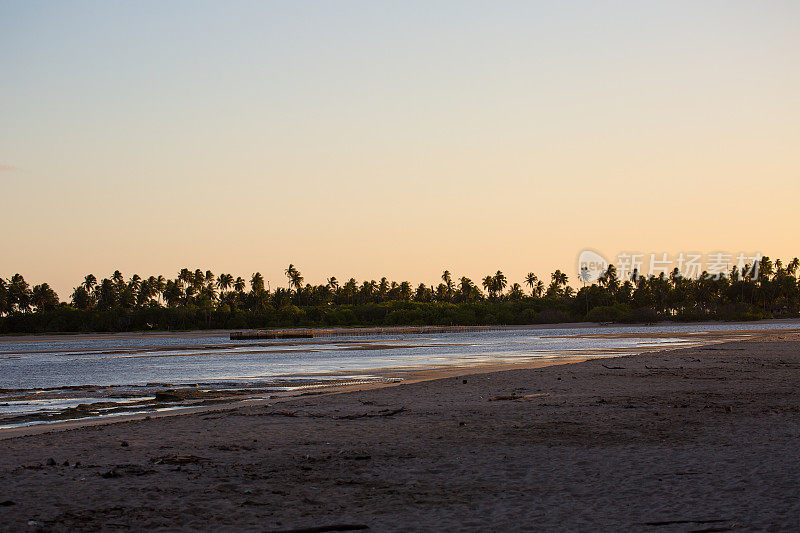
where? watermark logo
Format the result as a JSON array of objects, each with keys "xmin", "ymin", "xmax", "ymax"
[
  {"xmin": 577, "ymin": 250, "xmax": 762, "ymax": 282},
  {"xmin": 578, "ymin": 250, "xmax": 608, "ymax": 284}
]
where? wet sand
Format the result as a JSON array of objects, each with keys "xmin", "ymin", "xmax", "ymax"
[
  {"xmin": 0, "ymin": 332, "xmax": 798, "ymax": 531},
  {"xmin": 0, "ymin": 326, "xmax": 777, "ymax": 430}
]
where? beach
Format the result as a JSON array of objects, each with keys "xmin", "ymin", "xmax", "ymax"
[{"xmin": 0, "ymin": 332, "xmax": 798, "ymax": 531}]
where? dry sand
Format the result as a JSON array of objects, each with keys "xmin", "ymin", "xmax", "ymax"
[{"xmin": 0, "ymin": 333, "xmax": 798, "ymax": 531}]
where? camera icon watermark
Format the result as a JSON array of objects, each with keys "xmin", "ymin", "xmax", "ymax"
[{"xmin": 577, "ymin": 250, "xmax": 609, "ymax": 284}]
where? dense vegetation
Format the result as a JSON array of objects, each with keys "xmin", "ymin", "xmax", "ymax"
[{"xmin": 1, "ymin": 258, "xmax": 798, "ymax": 334}]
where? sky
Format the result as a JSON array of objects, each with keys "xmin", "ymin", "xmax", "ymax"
[{"xmin": 1, "ymin": 1, "xmax": 799, "ymax": 297}]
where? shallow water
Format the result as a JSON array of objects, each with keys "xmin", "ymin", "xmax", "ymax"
[{"xmin": 1, "ymin": 321, "xmax": 798, "ymax": 423}]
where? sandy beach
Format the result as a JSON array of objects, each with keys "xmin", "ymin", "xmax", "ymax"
[{"xmin": 0, "ymin": 332, "xmax": 798, "ymax": 531}]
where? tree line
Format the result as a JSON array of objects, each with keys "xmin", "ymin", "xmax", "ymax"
[{"xmin": 1, "ymin": 257, "xmax": 798, "ymax": 333}]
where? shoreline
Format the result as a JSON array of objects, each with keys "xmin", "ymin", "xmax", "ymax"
[
  {"xmin": 0, "ymin": 332, "xmax": 798, "ymax": 529},
  {"xmin": 3, "ymin": 325, "xmax": 798, "ymax": 434},
  {"xmin": 0, "ymin": 356, "xmax": 593, "ymax": 439},
  {"xmin": 3, "ymin": 316, "xmax": 800, "ymax": 342}
]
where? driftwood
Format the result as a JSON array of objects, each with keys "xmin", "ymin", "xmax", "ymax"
[
  {"xmin": 601, "ymin": 364, "xmax": 625, "ymax": 370},
  {"xmin": 489, "ymin": 393, "xmax": 549, "ymax": 402}
]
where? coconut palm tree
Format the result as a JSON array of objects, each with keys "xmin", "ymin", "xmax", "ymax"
[
  {"xmin": 178, "ymin": 268, "xmax": 192, "ymax": 287},
  {"xmin": 250, "ymin": 272, "xmax": 265, "ymax": 293},
  {"xmin": 193, "ymin": 269, "xmax": 205, "ymax": 290},
  {"xmin": 31, "ymin": 283, "xmax": 59, "ymax": 312},
  {"xmin": 82, "ymin": 274, "xmax": 97, "ymax": 294},
  {"xmin": 285, "ymin": 264, "xmax": 299, "ymax": 289},
  {"xmin": 459, "ymin": 276, "xmax": 473, "ymax": 295},
  {"xmin": 163, "ymin": 280, "xmax": 183, "ymax": 308},
  {"xmin": 399, "ymin": 281, "xmax": 412, "ymax": 301},
  {"xmin": 493, "ymin": 270, "xmax": 507, "ymax": 297},
  {"xmin": 552, "ymin": 269, "xmax": 568, "ymax": 287},
  {"xmin": 8, "ymin": 274, "xmax": 32, "ymax": 313},
  {"xmin": 442, "ymin": 270, "xmax": 454, "ymax": 300},
  {"xmin": 154, "ymin": 275, "xmax": 166, "ymax": 305},
  {"xmin": 285, "ymin": 265, "xmax": 304, "ymax": 303},
  {"xmin": 788, "ymin": 258, "xmax": 800, "ymax": 277},
  {"xmin": 524, "ymin": 273, "xmax": 538, "ymax": 296},
  {"xmin": 287, "ymin": 267, "xmax": 304, "ymax": 293},
  {"xmin": 534, "ymin": 280, "xmax": 545, "ymax": 297},
  {"xmin": 233, "ymin": 277, "xmax": 246, "ymax": 293},
  {"xmin": 482, "ymin": 275, "xmax": 495, "ymax": 298},
  {"xmin": 326, "ymin": 277, "xmax": 339, "ymax": 302},
  {"xmin": 378, "ymin": 277, "xmax": 389, "ymax": 301},
  {"xmin": 216, "ymin": 273, "xmax": 234, "ymax": 293},
  {"xmin": 70, "ymin": 285, "xmax": 91, "ymax": 310}
]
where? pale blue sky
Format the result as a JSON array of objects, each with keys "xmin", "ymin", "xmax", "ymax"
[{"xmin": 2, "ymin": 1, "xmax": 799, "ymax": 297}]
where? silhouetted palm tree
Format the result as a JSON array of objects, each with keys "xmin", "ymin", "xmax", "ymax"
[
  {"xmin": 233, "ymin": 277, "xmax": 246, "ymax": 293},
  {"xmin": 525, "ymin": 273, "xmax": 538, "ymax": 296},
  {"xmin": 82, "ymin": 274, "xmax": 97, "ymax": 294},
  {"xmin": 482, "ymin": 275, "xmax": 495, "ymax": 298},
  {"xmin": 250, "ymin": 273, "xmax": 265, "ymax": 293},
  {"xmin": 217, "ymin": 273, "xmax": 234, "ymax": 293},
  {"xmin": 442, "ymin": 270, "xmax": 454, "ymax": 300},
  {"xmin": 493, "ymin": 270, "xmax": 507, "ymax": 296}
]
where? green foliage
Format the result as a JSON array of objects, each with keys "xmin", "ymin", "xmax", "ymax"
[{"xmin": 1, "ymin": 258, "xmax": 798, "ymax": 333}]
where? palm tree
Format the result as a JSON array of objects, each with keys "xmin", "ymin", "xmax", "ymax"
[
  {"xmin": 378, "ymin": 277, "xmax": 389, "ymax": 301},
  {"xmin": 327, "ymin": 277, "xmax": 339, "ymax": 290},
  {"xmin": 178, "ymin": 268, "xmax": 192, "ymax": 287},
  {"xmin": 112, "ymin": 270, "xmax": 125, "ymax": 292},
  {"xmin": 788, "ymin": 258, "xmax": 800, "ymax": 277},
  {"xmin": 154, "ymin": 275, "xmax": 166, "ymax": 305},
  {"xmin": 163, "ymin": 280, "xmax": 182, "ymax": 308},
  {"xmin": 493, "ymin": 270, "xmax": 507, "ymax": 297},
  {"xmin": 233, "ymin": 277, "xmax": 246, "ymax": 293},
  {"xmin": 9, "ymin": 275, "xmax": 32, "ymax": 313},
  {"xmin": 31, "ymin": 283, "xmax": 59, "ymax": 312},
  {"xmin": 285, "ymin": 264, "xmax": 304, "ymax": 303},
  {"xmin": 399, "ymin": 281, "xmax": 412, "ymax": 301},
  {"xmin": 136, "ymin": 279, "xmax": 154, "ymax": 307},
  {"xmin": 508, "ymin": 283, "xmax": 524, "ymax": 300},
  {"xmin": 442, "ymin": 270, "xmax": 454, "ymax": 300},
  {"xmin": 524, "ymin": 273, "xmax": 538, "ymax": 296},
  {"xmin": 459, "ymin": 276, "xmax": 473, "ymax": 295},
  {"xmin": 342, "ymin": 278, "xmax": 358, "ymax": 304},
  {"xmin": 287, "ymin": 266, "xmax": 304, "ymax": 293},
  {"xmin": 70, "ymin": 285, "xmax": 91, "ymax": 310},
  {"xmin": 552, "ymin": 269, "xmax": 568, "ymax": 287},
  {"xmin": 285, "ymin": 264, "xmax": 299, "ymax": 289},
  {"xmin": 217, "ymin": 273, "xmax": 234, "ymax": 294},
  {"xmin": 82, "ymin": 274, "xmax": 97, "ymax": 294},
  {"xmin": 193, "ymin": 269, "xmax": 205, "ymax": 290},
  {"xmin": 482, "ymin": 275, "xmax": 495, "ymax": 298},
  {"xmin": 250, "ymin": 272, "xmax": 265, "ymax": 293},
  {"xmin": 534, "ymin": 280, "xmax": 544, "ymax": 297},
  {"xmin": 548, "ymin": 270, "xmax": 568, "ymax": 296}
]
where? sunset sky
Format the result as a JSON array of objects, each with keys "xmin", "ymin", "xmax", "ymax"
[{"xmin": 2, "ymin": 1, "xmax": 798, "ymax": 298}]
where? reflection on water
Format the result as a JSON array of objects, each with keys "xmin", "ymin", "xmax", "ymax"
[{"xmin": 1, "ymin": 321, "xmax": 798, "ymax": 425}]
